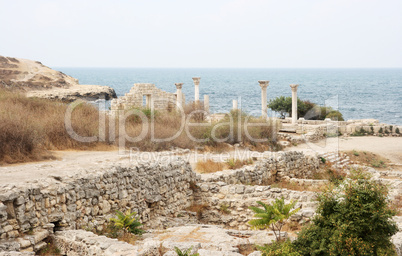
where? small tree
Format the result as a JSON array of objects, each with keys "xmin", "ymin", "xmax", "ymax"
[
  {"xmin": 268, "ymin": 96, "xmax": 316, "ymax": 119},
  {"xmin": 110, "ymin": 210, "xmax": 144, "ymax": 235},
  {"xmin": 249, "ymin": 198, "xmax": 300, "ymax": 241}
]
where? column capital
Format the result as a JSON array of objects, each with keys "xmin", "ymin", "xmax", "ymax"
[
  {"xmin": 290, "ymin": 84, "xmax": 299, "ymax": 91},
  {"xmin": 192, "ymin": 77, "xmax": 201, "ymax": 85},
  {"xmin": 175, "ymin": 83, "xmax": 183, "ymax": 89},
  {"xmin": 258, "ymin": 80, "xmax": 269, "ymax": 88}
]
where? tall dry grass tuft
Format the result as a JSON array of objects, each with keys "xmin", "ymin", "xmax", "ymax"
[
  {"xmin": 0, "ymin": 89, "xmax": 110, "ymax": 164},
  {"xmin": 195, "ymin": 159, "xmax": 225, "ymax": 173}
]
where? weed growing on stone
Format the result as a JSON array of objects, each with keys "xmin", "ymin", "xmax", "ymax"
[
  {"xmin": 219, "ymin": 204, "xmax": 231, "ymax": 214},
  {"xmin": 110, "ymin": 210, "xmax": 144, "ymax": 235},
  {"xmin": 174, "ymin": 246, "xmax": 199, "ymax": 256}
]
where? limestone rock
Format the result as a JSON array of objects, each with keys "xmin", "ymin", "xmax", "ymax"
[{"xmin": 0, "ymin": 55, "xmax": 116, "ymax": 102}]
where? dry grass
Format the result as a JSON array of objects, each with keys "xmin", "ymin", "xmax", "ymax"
[
  {"xmin": 390, "ymin": 195, "xmax": 402, "ymax": 216},
  {"xmin": 195, "ymin": 159, "xmax": 225, "ymax": 173},
  {"xmin": 0, "ymin": 89, "xmax": 113, "ymax": 164},
  {"xmin": 0, "ymin": 90, "xmax": 281, "ymax": 164},
  {"xmin": 236, "ymin": 244, "xmax": 257, "ymax": 255},
  {"xmin": 225, "ymin": 158, "xmax": 254, "ymax": 169},
  {"xmin": 270, "ymin": 180, "xmax": 324, "ymax": 192},
  {"xmin": 282, "ymin": 221, "xmax": 303, "ymax": 232},
  {"xmin": 187, "ymin": 203, "xmax": 208, "ymax": 220},
  {"xmin": 345, "ymin": 150, "xmax": 390, "ymax": 169},
  {"xmin": 195, "ymin": 158, "xmax": 254, "ymax": 173}
]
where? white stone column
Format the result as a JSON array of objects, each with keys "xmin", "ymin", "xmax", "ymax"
[
  {"xmin": 175, "ymin": 83, "xmax": 183, "ymax": 109},
  {"xmin": 258, "ymin": 81, "xmax": 269, "ymax": 119},
  {"xmin": 232, "ymin": 99, "xmax": 238, "ymax": 110},
  {"xmin": 192, "ymin": 77, "xmax": 201, "ymax": 103},
  {"xmin": 145, "ymin": 94, "xmax": 152, "ymax": 109},
  {"xmin": 290, "ymin": 84, "xmax": 299, "ymax": 125},
  {"xmin": 204, "ymin": 95, "xmax": 209, "ymax": 113}
]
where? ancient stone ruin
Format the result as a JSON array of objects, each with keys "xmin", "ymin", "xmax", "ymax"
[{"xmin": 110, "ymin": 83, "xmax": 185, "ymax": 111}]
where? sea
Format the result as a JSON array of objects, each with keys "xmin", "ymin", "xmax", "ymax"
[{"xmin": 56, "ymin": 68, "xmax": 402, "ymax": 125}]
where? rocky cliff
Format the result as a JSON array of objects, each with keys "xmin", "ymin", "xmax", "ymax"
[{"xmin": 0, "ymin": 55, "xmax": 116, "ymax": 102}]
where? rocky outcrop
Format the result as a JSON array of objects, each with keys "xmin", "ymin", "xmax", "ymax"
[{"xmin": 0, "ymin": 55, "xmax": 116, "ymax": 102}]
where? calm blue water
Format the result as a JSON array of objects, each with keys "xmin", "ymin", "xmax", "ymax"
[{"xmin": 56, "ymin": 68, "xmax": 402, "ymax": 125}]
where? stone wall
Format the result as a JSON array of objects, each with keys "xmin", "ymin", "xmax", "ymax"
[
  {"xmin": 294, "ymin": 119, "xmax": 401, "ymax": 136},
  {"xmin": 201, "ymin": 151, "xmax": 320, "ymax": 185},
  {"xmin": 0, "ymin": 159, "xmax": 197, "ymax": 252},
  {"xmin": 111, "ymin": 83, "xmax": 185, "ymax": 111},
  {"xmin": 194, "ymin": 182, "xmax": 318, "ymax": 230}
]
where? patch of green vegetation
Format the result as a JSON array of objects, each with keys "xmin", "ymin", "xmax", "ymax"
[{"xmin": 110, "ymin": 210, "xmax": 144, "ymax": 235}]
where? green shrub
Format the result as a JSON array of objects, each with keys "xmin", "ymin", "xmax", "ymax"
[
  {"xmin": 379, "ymin": 127, "xmax": 384, "ymax": 134},
  {"xmin": 110, "ymin": 210, "xmax": 144, "ymax": 235},
  {"xmin": 351, "ymin": 128, "xmax": 366, "ymax": 136},
  {"xmin": 257, "ymin": 240, "xmax": 301, "ymax": 256},
  {"xmin": 320, "ymin": 157, "xmax": 326, "ymax": 164},
  {"xmin": 249, "ymin": 198, "xmax": 300, "ymax": 241},
  {"xmin": 292, "ymin": 174, "xmax": 398, "ymax": 255},
  {"xmin": 396, "ymin": 127, "xmax": 400, "ymax": 134},
  {"xmin": 325, "ymin": 110, "xmax": 344, "ymax": 121}
]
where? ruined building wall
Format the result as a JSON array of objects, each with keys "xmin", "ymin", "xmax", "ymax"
[{"xmin": 111, "ymin": 83, "xmax": 185, "ymax": 111}]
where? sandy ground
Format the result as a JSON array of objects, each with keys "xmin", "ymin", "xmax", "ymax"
[
  {"xmin": 0, "ymin": 136, "xmax": 401, "ymax": 186},
  {"xmin": 284, "ymin": 136, "xmax": 402, "ymax": 164}
]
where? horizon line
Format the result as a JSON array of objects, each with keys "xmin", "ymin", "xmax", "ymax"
[{"xmin": 52, "ymin": 66, "xmax": 402, "ymax": 69}]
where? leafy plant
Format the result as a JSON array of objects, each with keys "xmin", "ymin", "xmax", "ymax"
[
  {"xmin": 319, "ymin": 157, "xmax": 326, "ymax": 164},
  {"xmin": 379, "ymin": 127, "xmax": 384, "ymax": 134},
  {"xmin": 396, "ymin": 127, "xmax": 400, "ymax": 134},
  {"xmin": 110, "ymin": 210, "xmax": 144, "ymax": 235},
  {"xmin": 353, "ymin": 150, "xmax": 359, "ymax": 156},
  {"xmin": 174, "ymin": 246, "xmax": 199, "ymax": 256},
  {"xmin": 249, "ymin": 198, "xmax": 300, "ymax": 241}
]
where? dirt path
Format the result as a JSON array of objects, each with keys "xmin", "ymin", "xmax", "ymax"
[{"xmin": 1, "ymin": 136, "xmax": 400, "ymax": 187}]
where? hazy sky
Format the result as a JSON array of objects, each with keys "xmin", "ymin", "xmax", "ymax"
[{"xmin": 1, "ymin": 0, "xmax": 401, "ymax": 68}]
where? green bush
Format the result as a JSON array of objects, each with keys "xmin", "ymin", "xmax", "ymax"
[
  {"xmin": 379, "ymin": 127, "xmax": 384, "ymax": 134},
  {"xmin": 396, "ymin": 127, "xmax": 400, "ymax": 134},
  {"xmin": 292, "ymin": 174, "xmax": 398, "ymax": 255},
  {"xmin": 257, "ymin": 240, "xmax": 301, "ymax": 256},
  {"xmin": 110, "ymin": 210, "xmax": 144, "ymax": 235},
  {"xmin": 325, "ymin": 110, "xmax": 344, "ymax": 121}
]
